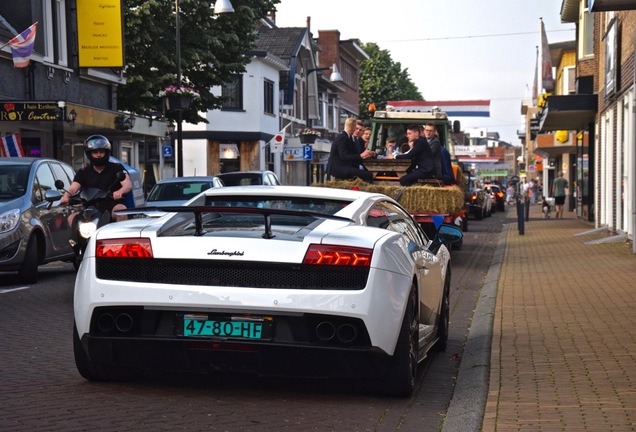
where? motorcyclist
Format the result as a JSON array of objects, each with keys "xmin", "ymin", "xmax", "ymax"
[{"xmin": 60, "ymin": 135, "xmax": 132, "ymax": 222}]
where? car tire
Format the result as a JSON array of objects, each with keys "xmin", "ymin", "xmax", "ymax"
[
  {"xmin": 17, "ymin": 235, "xmax": 38, "ymax": 284},
  {"xmin": 475, "ymin": 207, "xmax": 483, "ymax": 220},
  {"xmin": 435, "ymin": 272, "xmax": 451, "ymax": 352},
  {"xmin": 381, "ymin": 285, "xmax": 418, "ymax": 397},
  {"xmin": 73, "ymin": 322, "xmax": 136, "ymax": 382}
]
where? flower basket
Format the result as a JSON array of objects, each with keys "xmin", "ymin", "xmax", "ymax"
[
  {"xmin": 299, "ymin": 128, "xmax": 321, "ymax": 144},
  {"xmin": 159, "ymin": 85, "xmax": 200, "ymax": 111},
  {"xmin": 164, "ymin": 94, "xmax": 194, "ymax": 111}
]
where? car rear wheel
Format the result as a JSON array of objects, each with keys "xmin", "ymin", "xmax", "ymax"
[
  {"xmin": 17, "ymin": 235, "xmax": 38, "ymax": 284},
  {"xmin": 381, "ymin": 285, "xmax": 418, "ymax": 397},
  {"xmin": 436, "ymin": 272, "xmax": 451, "ymax": 352},
  {"xmin": 73, "ymin": 322, "xmax": 136, "ymax": 382}
]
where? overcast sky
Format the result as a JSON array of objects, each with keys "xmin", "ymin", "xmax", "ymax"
[{"xmin": 274, "ymin": 0, "xmax": 576, "ymax": 146}]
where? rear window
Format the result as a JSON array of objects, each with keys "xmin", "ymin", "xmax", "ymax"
[
  {"xmin": 204, "ymin": 196, "xmax": 349, "ymax": 214},
  {"xmin": 157, "ymin": 196, "xmax": 351, "ymax": 237}
]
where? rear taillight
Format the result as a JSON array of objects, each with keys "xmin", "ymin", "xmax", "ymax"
[
  {"xmin": 96, "ymin": 238, "xmax": 153, "ymax": 258},
  {"xmin": 303, "ymin": 244, "xmax": 372, "ymax": 267},
  {"xmin": 471, "ymin": 193, "xmax": 477, "ymax": 201},
  {"xmin": 497, "ymin": 192, "xmax": 504, "ymax": 198}
]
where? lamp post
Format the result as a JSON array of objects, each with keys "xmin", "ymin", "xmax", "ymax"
[
  {"xmin": 174, "ymin": 0, "xmax": 234, "ymax": 177},
  {"xmin": 303, "ymin": 64, "xmax": 343, "ymax": 185}
]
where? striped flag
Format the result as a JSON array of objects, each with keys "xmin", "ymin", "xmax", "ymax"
[
  {"xmin": 388, "ymin": 100, "xmax": 491, "ymax": 117},
  {"xmin": 540, "ymin": 19, "xmax": 554, "ymax": 92},
  {"xmin": 1, "ymin": 134, "xmax": 25, "ymax": 157},
  {"xmin": 8, "ymin": 22, "xmax": 38, "ymax": 68}
]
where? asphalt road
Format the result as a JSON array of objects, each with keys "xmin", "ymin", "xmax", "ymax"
[{"xmin": 0, "ymin": 210, "xmax": 505, "ymax": 432}]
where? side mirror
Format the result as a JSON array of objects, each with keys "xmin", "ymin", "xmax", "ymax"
[
  {"xmin": 436, "ymin": 224, "xmax": 463, "ymax": 245},
  {"xmin": 45, "ymin": 189, "xmax": 64, "ymax": 204},
  {"xmin": 54, "ymin": 179, "xmax": 65, "ymax": 190}
]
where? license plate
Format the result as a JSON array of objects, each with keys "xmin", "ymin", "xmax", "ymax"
[{"xmin": 182, "ymin": 314, "xmax": 272, "ymax": 340}]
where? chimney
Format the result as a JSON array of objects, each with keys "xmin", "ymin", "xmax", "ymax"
[
  {"xmin": 267, "ymin": 10, "xmax": 276, "ymax": 24},
  {"xmin": 306, "ymin": 16, "xmax": 311, "ymax": 31}
]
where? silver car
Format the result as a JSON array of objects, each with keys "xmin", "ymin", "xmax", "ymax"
[{"xmin": 0, "ymin": 157, "xmax": 76, "ymax": 283}]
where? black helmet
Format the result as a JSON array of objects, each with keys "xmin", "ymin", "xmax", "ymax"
[{"xmin": 84, "ymin": 135, "xmax": 112, "ymax": 167}]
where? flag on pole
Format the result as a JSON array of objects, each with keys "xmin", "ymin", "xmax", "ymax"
[
  {"xmin": 8, "ymin": 22, "xmax": 38, "ymax": 68},
  {"xmin": 540, "ymin": 19, "xmax": 554, "ymax": 92},
  {"xmin": 269, "ymin": 124, "xmax": 291, "ymax": 153},
  {"xmin": 532, "ymin": 46, "xmax": 539, "ymax": 106},
  {"xmin": 1, "ymin": 133, "xmax": 25, "ymax": 157}
]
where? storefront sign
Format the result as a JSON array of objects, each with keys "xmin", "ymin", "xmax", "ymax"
[
  {"xmin": 0, "ymin": 102, "xmax": 61, "ymax": 122},
  {"xmin": 77, "ymin": 0, "xmax": 123, "ymax": 67}
]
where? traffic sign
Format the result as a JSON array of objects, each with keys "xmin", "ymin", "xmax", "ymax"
[
  {"xmin": 162, "ymin": 145, "xmax": 173, "ymax": 158},
  {"xmin": 303, "ymin": 145, "xmax": 313, "ymax": 160}
]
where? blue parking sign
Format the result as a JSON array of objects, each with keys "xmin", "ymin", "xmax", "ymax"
[
  {"xmin": 162, "ymin": 145, "xmax": 173, "ymax": 158},
  {"xmin": 303, "ymin": 145, "xmax": 313, "ymax": 160}
]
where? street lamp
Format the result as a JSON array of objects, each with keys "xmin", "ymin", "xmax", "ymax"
[
  {"xmin": 305, "ymin": 63, "xmax": 343, "ymax": 127},
  {"xmin": 174, "ymin": 0, "xmax": 234, "ymax": 177}
]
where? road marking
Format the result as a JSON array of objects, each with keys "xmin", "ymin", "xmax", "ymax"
[{"xmin": 0, "ymin": 286, "xmax": 30, "ymax": 294}]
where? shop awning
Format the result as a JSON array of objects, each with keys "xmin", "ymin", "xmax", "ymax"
[
  {"xmin": 539, "ymin": 94, "xmax": 597, "ymax": 132},
  {"xmin": 589, "ymin": 0, "xmax": 636, "ymax": 12}
]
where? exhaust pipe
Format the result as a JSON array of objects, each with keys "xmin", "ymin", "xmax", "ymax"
[
  {"xmin": 315, "ymin": 321, "xmax": 336, "ymax": 341},
  {"xmin": 97, "ymin": 313, "xmax": 115, "ymax": 333},
  {"xmin": 336, "ymin": 324, "xmax": 358, "ymax": 343},
  {"xmin": 115, "ymin": 313, "xmax": 134, "ymax": 333}
]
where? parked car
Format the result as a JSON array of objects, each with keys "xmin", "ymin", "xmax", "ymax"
[
  {"xmin": 144, "ymin": 176, "xmax": 224, "ymax": 207},
  {"xmin": 484, "ymin": 184, "xmax": 506, "ymax": 212},
  {"xmin": 217, "ymin": 170, "xmax": 281, "ymax": 186},
  {"xmin": 0, "ymin": 157, "xmax": 76, "ymax": 283},
  {"xmin": 73, "ymin": 185, "xmax": 462, "ymax": 397}
]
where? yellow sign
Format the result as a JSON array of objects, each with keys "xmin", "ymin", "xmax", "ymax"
[{"xmin": 77, "ymin": 0, "xmax": 123, "ymax": 67}]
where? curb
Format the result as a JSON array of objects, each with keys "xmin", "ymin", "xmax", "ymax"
[{"xmin": 441, "ymin": 223, "xmax": 509, "ymax": 432}]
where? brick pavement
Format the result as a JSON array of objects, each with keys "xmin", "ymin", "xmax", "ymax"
[{"xmin": 481, "ymin": 204, "xmax": 636, "ymax": 431}]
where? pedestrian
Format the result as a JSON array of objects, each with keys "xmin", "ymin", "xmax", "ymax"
[
  {"xmin": 531, "ymin": 178, "xmax": 540, "ymax": 204},
  {"xmin": 506, "ymin": 184, "xmax": 515, "ymax": 205},
  {"xmin": 551, "ymin": 171, "xmax": 568, "ymax": 219},
  {"xmin": 326, "ymin": 118, "xmax": 375, "ymax": 183},
  {"xmin": 528, "ymin": 178, "xmax": 536, "ymax": 204}
]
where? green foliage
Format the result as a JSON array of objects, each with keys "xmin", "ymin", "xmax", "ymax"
[
  {"xmin": 359, "ymin": 43, "xmax": 422, "ymax": 119},
  {"xmin": 120, "ymin": 0, "xmax": 279, "ymax": 124}
]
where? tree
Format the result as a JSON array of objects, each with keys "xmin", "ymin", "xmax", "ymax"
[
  {"xmin": 358, "ymin": 43, "xmax": 422, "ymax": 119},
  {"xmin": 119, "ymin": 0, "xmax": 279, "ymax": 124}
]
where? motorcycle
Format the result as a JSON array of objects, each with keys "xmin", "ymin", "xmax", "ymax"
[{"xmin": 54, "ymin": 172, "xmax": 125, "ymax": 269}]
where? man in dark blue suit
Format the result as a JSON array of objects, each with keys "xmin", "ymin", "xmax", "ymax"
[
  {"xmin": 395, "ymin": 125, "xmax": 437, "ymax": 186},
  {"xmin": 326, "ymin": 118, "xmax": 374, "ymax": 183}
]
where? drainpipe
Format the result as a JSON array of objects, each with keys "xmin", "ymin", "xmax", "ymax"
[{"xmin": 632, "ymin": 30, "xmax": 636, "ymax": 254}]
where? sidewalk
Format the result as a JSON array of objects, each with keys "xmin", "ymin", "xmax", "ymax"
[{"xmin": 444, "ymin": 203, "xmax": 636, "ymax": 431}]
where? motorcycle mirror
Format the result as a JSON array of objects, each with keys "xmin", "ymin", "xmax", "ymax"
[{"xmin": 54, "ymin": 179, "xmax": 65, "ymax": 190}]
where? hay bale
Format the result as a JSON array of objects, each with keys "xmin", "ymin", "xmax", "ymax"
[{"xmin": 315, "ymin": 180, "xmax": 464, "ymax": 214}]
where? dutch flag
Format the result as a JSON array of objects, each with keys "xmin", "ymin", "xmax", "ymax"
[{"xmin": 8, "ymin": 22, "xmax": 38, "ymax": 68}]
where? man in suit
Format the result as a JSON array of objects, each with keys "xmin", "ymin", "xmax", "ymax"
[
  {"xmin": 326, "ymin": 118, "xmax": 375, "ymax": 183},
  {"xmin": 395, "ymin": 124, "xmax": 436, "ymax": 186},
  {"xmin": 422, "ymin": 123, "xmax": 443, "ymax": 180}
]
